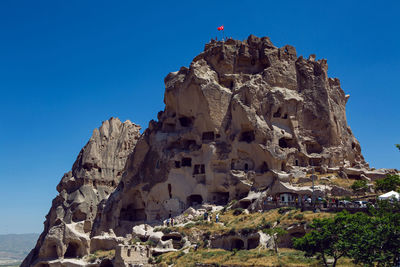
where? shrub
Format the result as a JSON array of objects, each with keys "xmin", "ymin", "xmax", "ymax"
[
  {"xmin": 130, "ymin": 237, "xmax": 141, "ymax": 244},
  {"xmin": 161, "ymin": 228, "xmax": 172, "ymax": 234},
  {"xmin": 232, "ymin": 248, "xmax": 238, "ymax": 255},
  {"xmin": 241, "ymin": 227, "xmax": 255, "ymax": 235},
  {"xmin": 228, "ymin": 228, "xmax": 236, "ymax": 235},
  {"xmin": 145, "ymin": 239, "xmax": 157, "ymax": 247},
  {"xmin": 257, "ymin": 221, "xmax": 272, "ymax": 230},
  {"xmin": 233, "ymin": 208, "xmax": 244, "ymax": 215},
  {"xmin": 351, "ymin": 180, "xmax": 368, "ymax": 193},
  {"xmin": 294, "ymin": 213, "xmax": 304, "ymax": 220},
  {"xmin": 375, "ymin": 174, "xmax": 400, "ymax": 192},
  {"xmin": 278, "ymin": 207, "xmax": 295, "ymax": 214},
  {"xmin": 155, "ymin": 256, "xmax": 162, "ymax": 264},
  {"xmin": 204, "ymin": 231, "xmax": 211, "ymax": 239},
  {"xmin": 184, "ymin": 223, "xmax": 195, "ymax": 229}
]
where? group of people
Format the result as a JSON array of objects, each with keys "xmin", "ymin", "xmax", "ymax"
[
  {"xmin": 163, "ymin": 211, "xmax": 221, "ymax": 227},
  {"xmin": 203, "ymin": 211, "xmax": 219, "ymax": 223},
  {"xmin": 165, "ymin": 217, "xmax": 175, "ymax": 227},
  {"xmin": 264, "ymin": 195, "xmax": 372, "ymax": 209}
]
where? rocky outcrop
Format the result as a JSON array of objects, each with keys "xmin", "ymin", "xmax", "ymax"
[
  {"xmin": 24, "ymin": 35, "xmax": 380, "ymax": 266},
  {"xmin": 22, "ymin": 118, "xmax": 141, "ymax": 267},
  {"xmin": 92, "ymin": 35, "xmax": 367, "ymax": 237}
]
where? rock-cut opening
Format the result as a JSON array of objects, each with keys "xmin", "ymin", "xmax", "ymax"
[
  {"xmin": 99, "ymin": 258, "xmax": 113, "ymax": 267},
  {"xmin": 212, "ymin": 192, "xmax": 229, "ymax": 205},
  {"xmin": 119, "ymin": 191, "xmax": 147, "ymax": 222},
  {"xmin": 179, "ymin": 116, "xmax": 193, "ymax": 127},
  {"xmin": 182, "ymin": 157, "xmax": 192, "ymax": 167},
  {"xmin": 231, "ymin": 238, "xmax": 244, "ymax": 250},
  {"xmin": 202, "ymin": 131, "xmax": 215, "ymax": 141},
  {"xmin": 64, "ymin": 242, "xmax": 80, "ymax": 258},
  {"xmin": 187, "ymin": 194, "xmax": 203, "ymax": 207},
  {"xmin": 44, "ymin": 243, "xmax": 58, "ymax": 259},
  {"xmin": 239, "ymin": 131, "xmax": 255, "ymax": 143},
  {"xmin": 247, "ymin": 236, "xmax": 260, "ymax": 249}
]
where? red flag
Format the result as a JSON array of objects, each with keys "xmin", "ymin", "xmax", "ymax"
[{"xmin": 217, "ymin": 25, "xmax": 224, "ymax": 31}]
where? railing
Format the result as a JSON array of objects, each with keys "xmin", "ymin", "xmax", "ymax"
[{"xmin": 261, "ymin": 200, "xmax": 370, "ymax": 212}]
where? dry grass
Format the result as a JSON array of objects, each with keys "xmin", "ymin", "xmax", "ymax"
[
  {"xmin": 166, "ymin": 208, "xmax": 333, "ymax": 245},
  {"xmin": 159, "ymin": 248, "xmax": 357, "ymax": 267},
  {"xmin": 220, "ymin": 208, "xmax": 333, "ymax": 229},
  {"xmin": 156, "ymin": 209, "xmax": 353, "ymax": 266},
  {"xmin": 85, "ymin": 249, "xmax": 115, "ymax": 262}
]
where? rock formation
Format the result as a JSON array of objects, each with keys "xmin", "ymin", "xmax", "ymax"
[
  {"xmin": 24, "ymin": 35, "xmax": 389, "ymax": 267},
  {"xmin": 22, "ymin": 118, "xmax": 141, "ymax": 267},
  {"xmin": 92, "ymin": 35, "xmax": 366, "ymax": 237}
]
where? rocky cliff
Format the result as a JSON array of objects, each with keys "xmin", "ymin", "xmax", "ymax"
[
  {"xmin": 24, "ymin": 35, "xmax": 377, "ymax": 267},
  {"xmin": 92, "ymin": 35, "xmax": 366, "ymax": 236},
  {"xmin": 22, "ymin": 118, "xmax": 141, "ymax": 267}
]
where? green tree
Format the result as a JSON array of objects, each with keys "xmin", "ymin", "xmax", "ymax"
[
  {"xmin": 293, "ymin": 212, "xmax": 353, "ymax": 267},
  {"xmin": 350, "ymin": 201, "xmax": 400, "ymax": 266},
  {"xmin": 294, "ymin": 207, "xmax": 400, "ymax": 266},
  {"xmin": 396, "ymin": 144, "xmax": 400, "ymax": 151},
  {"xmin": 375, "ymin": 174, "xmax": 400, "ymax": 192},
  {"xmin": 351, "ymin": 180, "xmax": 368, "ymax": 194}
]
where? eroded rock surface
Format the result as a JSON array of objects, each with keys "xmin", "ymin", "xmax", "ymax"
[
  {"xmin": 22, "ymin": 118, "xmax": 141, "ymax": 267},
  {"xmin": 93, "ymin": 35, "xmax": 367, "ymax": 236},
  {"xmin": 24, "ymin": 35, "xmax": 385, "ymax": 266}
]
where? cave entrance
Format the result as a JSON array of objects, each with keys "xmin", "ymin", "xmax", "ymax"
[
  {"xmin": 273, "ymin": 108, "xmax": 282, "ymax": 118},
  {"xmin": 239, "ymin": 200, "xmax": 251, "ymax": 209},
  {"xmin": 45, "ymin": 243, "xmax": 58, "ymax": 259},
  {"xmin": 231, "ymin": 238, "xmax": 244, "ymax": 250},
  {"xmin": 279, "ymin": 138, "xmax": 288, "ymax": 148},
  {"xmin": 175, "ymin": 161, "xmax": 181, "ymax": 168},
  {"xmin": 99, "ymin": 259, "xmax": 113, "ymax": 267},
  {"xmin": 120, "ymin": 205, "xmax": 146, "ymax": 221},
  {"xmin": 202, "ymin": 131, "xmax": 215, "ymax": 142},
  {"xmin": 119, "ymin": 190, "xmax": 146, "ymax": 222},
  {"xmin": 187, "ymin": 195, "xmax": 203, "ymax": 207},
  {"xmin": 168, "ymin": 184, "xmax": 172, "ymax": 198},
  {"xmin": 64, "ymin": 242, "xmax": 79, "ymax": 258},
  {"xmin": 212, "ymin": 192, "xmax": 229, "ymax": 205},
  {"xmin": 182, "ymin": 157, "xmax": 192, "ymax": 167},
  {"xmin": 72, "ymin": 210, "xmax": 86, "ymax": 222},
  {"xmin": 247, "ymin": 237, "xmax": 260, "ymax": 249},
  {"xmin": 306, "ymin": 142, "xmax": 323, "ymax": 154},
  {"xmin": 239, "ymin": 131, "xmax": 255, "ymax": 143},
  {"xmin": 179, "ymin": 117, "xmax": 193, "ymax": 127},
  {"xmin": 260, "ymin": 161, "xmax": 269, "ymax": 173}
]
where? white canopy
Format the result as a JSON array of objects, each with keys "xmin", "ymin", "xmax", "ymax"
[{"xmin": 378, "ymin": 191, "xmax": 400, "ymax": 200}]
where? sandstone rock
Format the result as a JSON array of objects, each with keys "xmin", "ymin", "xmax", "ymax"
[
  {"xmin": 24, "ymin": 35, "xmax": 374, "ymax": 266},
  {"xmin": 364, "ymin": 169, "xmax": 387, "ymax": 180},
  {"xmin": 330, "ymin": 185, "xmax": 352, "ymax": 196},
  {"xmin": 22, "ymin": 118, "xmax": 141, "ymax": 267},
  {"xmin": 94, "ymin": 36, "xmax": 366, "ymax": 236},
  {"xmin": 360, "ymin": 174, "xmax": 371, "ymax": 182},
  {"xmin": 297, "ymin": 177, "xmax": 312, "ymax": 183}
]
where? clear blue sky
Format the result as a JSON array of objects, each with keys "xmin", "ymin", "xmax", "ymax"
[{"xmin": 0, "ymin": 0, "xmax": 399, "ymax": 234}]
